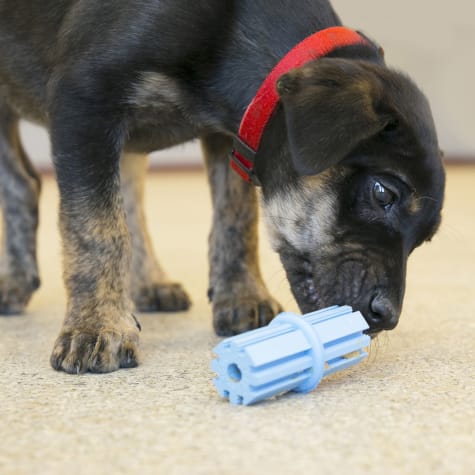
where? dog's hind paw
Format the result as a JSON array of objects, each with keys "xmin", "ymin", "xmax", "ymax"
[
  {"xmin": 212, "ymin": 296, "xmax": 283, "ymax": 336},
  {"xmin": 132, "ymin": 282, "xmax": 191, "ymax": 313},
  {"xmin": 0, "ymin": 273, "xmax": 40, "ymax": 315},
  {"xmin": 50, "ymin": 314, "xmax": 141, "ymax": 374}
]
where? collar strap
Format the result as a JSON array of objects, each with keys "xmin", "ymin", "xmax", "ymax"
[{"xmin": 230, "ymin": 26, "xmax": 369, "ymax": 185}]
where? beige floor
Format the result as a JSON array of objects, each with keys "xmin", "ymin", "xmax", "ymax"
[{"xmin": 1, "ymin": 165, "xmax": 474, "ymax": 475}]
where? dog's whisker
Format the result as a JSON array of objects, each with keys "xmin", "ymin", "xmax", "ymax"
[
  {"xmin": 414, "ymin": 195, "xmax": 438, "ymax": 204},
  {"xmin": 261, "ymin": 214, "xmax": 297, "ymax": 223}
]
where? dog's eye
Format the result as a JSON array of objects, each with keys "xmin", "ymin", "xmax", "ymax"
[{"xmin": 373, "ymin": 181, "xmax": 395, "ymax": 209}]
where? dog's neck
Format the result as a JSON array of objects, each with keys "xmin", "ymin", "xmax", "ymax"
[
  {"xmin": 229, "ymin": 27, "xmax": 370, "ymax": 185},
  {"xmin": 250, "ymin": 43, "xmax": 385, "ymax": 194}
]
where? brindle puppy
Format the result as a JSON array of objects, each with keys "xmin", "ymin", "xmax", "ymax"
[{"xmin": 0, "ymin": 0, "xmax": 445, "ymax": 373}]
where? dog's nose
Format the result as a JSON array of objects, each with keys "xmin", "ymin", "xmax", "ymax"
[{"xmin": 367, "ymin": 295, "xmax": 399, "ymax": 330}]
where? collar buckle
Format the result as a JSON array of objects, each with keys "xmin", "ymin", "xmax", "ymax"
[{"xmin": 229, "ymin": 136, "xmax": 261, "ymax": 186}]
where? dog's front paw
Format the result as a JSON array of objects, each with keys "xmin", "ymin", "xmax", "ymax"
[
  {"xmin": 50, "ymin": 313, "xmax": 141, "ymax": 374},
  {"xmin": 212, "ymin": 295, "xmax": 283, "ymax": 336},
  {"xmin": 132, "ymin": 282, "xmax": 191, "ymax": 312}
]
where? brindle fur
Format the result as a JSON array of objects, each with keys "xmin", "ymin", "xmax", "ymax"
[
  {"xmin": 0, "ymin": 106, "xmax": 41, "ymax": 314},
  {"xmin": 202, "ymin": 133, "xmax": 282, "ymax": 335},
  {"xmin": 120, "ymin": 152, "xmax": 191, "ymax": 312},
  {"xmin": 0, "ymin": 0, "xmax": 445, "ymax": 373}
]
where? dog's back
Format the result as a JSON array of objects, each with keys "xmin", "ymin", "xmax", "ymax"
[{"xmin": 0, "ymin": 0, "xmax": 341, "ymax": 126}]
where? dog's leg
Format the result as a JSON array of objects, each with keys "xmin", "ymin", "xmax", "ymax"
[
  {"xmin": 48, "ymin": 88, "xmax": 141, "ymax": 374},
  {"xmin": 201, "ymin": 133, "xmax": 282, "ymax": 335},
  {"xmin": 120, "ymin": 152, "xmax": 191, "ymax": 312},
  {"xmin": 0, "ymin": 104, "xmax": 41, "ymax": 314}
]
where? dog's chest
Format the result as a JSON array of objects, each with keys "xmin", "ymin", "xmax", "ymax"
[
  {"xmin": 125, "ymin": 106, "xmax": 199, "ymax": 154},
  {"xmin": 125, "ymin": 72, "xmax": 212, "ymax": 153}
]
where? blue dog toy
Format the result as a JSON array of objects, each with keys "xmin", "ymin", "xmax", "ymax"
[{"xmin": 211, "ymin": 305, "xmax": 370, "ymax": 405}]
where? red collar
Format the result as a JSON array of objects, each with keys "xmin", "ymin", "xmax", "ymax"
[{"xmin": 230, "ymin": 26, "xmax": 369, "ymax": 185}]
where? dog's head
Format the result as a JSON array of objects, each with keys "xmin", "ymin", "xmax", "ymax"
[{"xmin": 256, "ymin": 57, "xmax": 445, "ymax": 334}]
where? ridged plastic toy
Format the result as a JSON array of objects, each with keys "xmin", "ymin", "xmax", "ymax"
[{"xmin": 211, "ymin": 305, "xmax": 370, "ymax": 405}]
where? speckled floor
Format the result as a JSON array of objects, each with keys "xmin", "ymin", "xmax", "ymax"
[{"xmin": 1, "ymin": 166, "xmax": 474, "ymax": 475}]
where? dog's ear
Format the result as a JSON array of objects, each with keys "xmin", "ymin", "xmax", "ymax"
[{"xmin": 277, "ymin": 58, "xmax": 390, "ymax": 176}]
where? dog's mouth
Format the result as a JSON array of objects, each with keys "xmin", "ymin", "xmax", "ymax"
[
  {"xmin": 291, "ymin": 258, "xmax": 383, "ymax": 340},
  {"xmin": 365, "ymin": 330, "xmax": 382, "ymax": 339},
  {"xmin": 300, "ymin": 273, "xmax": 382, "ymax": 340}
]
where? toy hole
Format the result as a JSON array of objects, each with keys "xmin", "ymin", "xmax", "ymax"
[{"xmin": 227, "ymin": 363, "xmax": 242, "ymax": 382}]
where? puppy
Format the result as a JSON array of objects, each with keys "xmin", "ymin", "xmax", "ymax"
[{"xmin": 0, "ymin": 0, "xmax": 445, "ymax": 373}]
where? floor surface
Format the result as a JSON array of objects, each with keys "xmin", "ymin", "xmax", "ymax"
[{"xmin": 1, "ymin": 166, "xmax": 474, "ymax": 475}]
